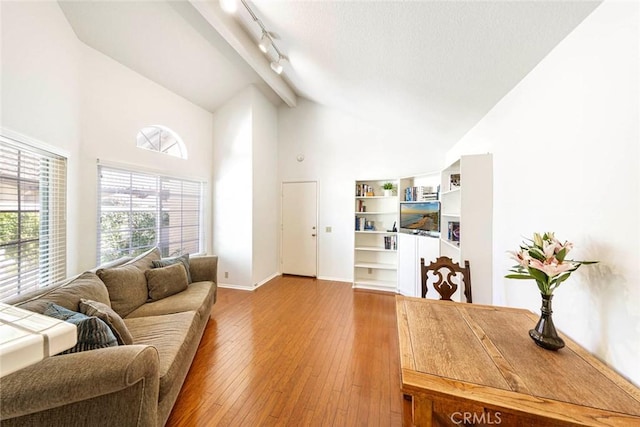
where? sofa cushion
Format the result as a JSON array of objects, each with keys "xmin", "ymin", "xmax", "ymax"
[
  {"xmin": 152, "ymin": 253, "xmax": 192, "ymax": 284},
  {"xmin": 44, "ymin": 303, "xmax": 118, "ymax": 353},
  {"xmin": 79, "ymin": 298, "xmax": 134, "ymax": 345},
  {"xmin": 145, "ymin": 263, "xmax": 189, "ymax": 302},
  {"xmin": 12, "ymin": 272, "xmax": 111, "ymax": 314},
  {"xmin": 124, "ymin": 311, "xmax": 198, "ymax": 402},
  {"xmin": 97, "ymin": 247, "xmax": 161, "ymax": 317},
  {"xmin": 126, "ymin": 281, "xmax": 216, "ymax": 320}
]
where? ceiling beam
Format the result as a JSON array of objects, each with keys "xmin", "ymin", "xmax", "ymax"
[{"xmin": 189, "ymin": 0, "xmax": 297, "ymax": 107}]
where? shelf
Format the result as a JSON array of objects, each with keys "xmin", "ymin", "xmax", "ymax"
[
  {"xmin": 440, "ymin": 188, "xmax": 461, "ymax": 196},
  {"xmin": 354, "ymin": 211, "xmax": 397, "ymax": 215},
  {"xmin": 441, "ymin": 212, "xmax": 460, "ymax": 218},
  {"xmin": 354, "ymin": 262, "xmax": 397, "ymax": 270},
  {"xmin": 355, "ymin": 196, "xmax": 398, "ymax": 199},
  {"xmin": 440, "ymin": 238, "xmax": 461, "ymax": 251},
  {"xmin": 355, "ymin": 246, "xmax": 397, "ymax": 252},
  {"xmin": 355, "ymin": 230, "xmax": 397, "ymax": 234},
  {"xmin": 400, "ymin": 200, "xmax": 439, "ymax": 203},
  {"xmin": 353, "ymin": 279, "xmax": 397, "ymax": 291}
]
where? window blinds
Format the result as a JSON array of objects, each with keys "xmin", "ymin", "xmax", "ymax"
[
  {"xmin": 0, "ymin": 136, "xmax": 67, "ymax": 301},
  {"xmin": 97, "ymin": 165, "xmax": 202, "ymax": 264}
]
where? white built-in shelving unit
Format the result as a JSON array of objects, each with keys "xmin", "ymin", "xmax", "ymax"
[
  {"xmin": 353, "ymin": 179, "xmax": 399, "ymax": 292},
  {"xmin": 440, "ymin": 154, "xmax": 493, "ymax": 304}
]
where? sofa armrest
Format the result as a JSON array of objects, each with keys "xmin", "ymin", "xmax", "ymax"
[
  {"xmin": 190, "ymin": 255, "xmax": 218, "ymax": 284},
  {"xmin": 0, "ymin": 345, "xmax": 159, "ymax": 425}
]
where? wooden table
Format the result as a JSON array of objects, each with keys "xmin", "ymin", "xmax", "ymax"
[{"xmin": 396, "ymin": 296, "xmax": 640, "ymax": 426}]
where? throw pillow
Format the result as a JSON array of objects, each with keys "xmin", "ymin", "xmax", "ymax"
[
  {"xmin": 152, "ymin": 253, "xmax": 192, "ymax": 284},
  {"xmin": 14, "ymin": 271, "xmax": 111, "ymax": 315},
  {"xmin": 145, "ymin": 262, "xmax": 189, "ymax": 301},
  {"xmin": 97, "ymin": 247, "xmax": 161, "ymax": 317},
  {"xmin": 79, "ymin": 298, "xmax": 134, "ymax": 345},
  {"xmin": 44, "ymin": 303, "xmax": 118, "ymax": 354}
]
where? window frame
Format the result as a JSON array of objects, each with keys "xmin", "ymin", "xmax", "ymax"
[
  {"xmin": 0, "ymin": 133, "xmax": 67, "ymax": 301},
  {"xmin": 96, "ymin": 164, "xmax": 204, "ymax": 264}
]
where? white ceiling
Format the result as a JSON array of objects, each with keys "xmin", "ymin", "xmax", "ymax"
[{"xmin": 59, "ymin": 0, "xmax": 601, "ymax": 151}]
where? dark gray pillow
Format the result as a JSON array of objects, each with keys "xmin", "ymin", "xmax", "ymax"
[
  {"xmin": 44, "ymin": 303, "xmax": 118, "ymax": 353},
  {"xmin": 152, "ymin": 253, "xmax": 191, "ymax": 284},
  {"xmin": 145, "ymin": 263, "xmax": 189, "ymax": 301},
  {"xmin": 79, "ymin": 298, "xmax": 134, "ymax": 345}
]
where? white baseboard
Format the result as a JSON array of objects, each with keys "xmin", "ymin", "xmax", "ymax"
[
  {"xmin": 217, "ymin": 283, "xmax": 253, "ymax": 291},
  {"xmin": 317, "ymin": 276, "xmax": 351, "ymax": 283},
  {"xmin": 254, "ymin": 273, "xmax": 280, "ymax": 289},
  {"xmin": 217, "ymin": 272, "xmax": 281, "ymax": 292}
]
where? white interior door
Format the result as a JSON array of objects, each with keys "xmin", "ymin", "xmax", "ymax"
[{"xmin": 281, "ymin": 181, "xmax": 317, "ymax": 277}]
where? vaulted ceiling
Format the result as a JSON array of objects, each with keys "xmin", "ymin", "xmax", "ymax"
[{"xmin": 59, "ymin": 0, "xmax": 601, "ymax": 150}]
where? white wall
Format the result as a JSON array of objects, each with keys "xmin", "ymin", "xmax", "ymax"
[
  {"xmin": 447, "ymin": 0, "xmax": 639, "ymax": 385},
  {"xmin": 79, "ymin": 43, "xmax": 214, "ymax": 270},
  {"xmin": 212, "ymin": 86, "xmax": 279, "ymax": 289},
  {"xmin": 251, "ymin": 88, "xmax": 279, "ymax": 286},
  {"xmin": 278, "ymin": 99, "xmax": 445, "ymax": 281},
  {"xmin": 1, "ymin": 1, "xmax": 215, "ymax": 274},
  {"xmin": 1, "ymin": 1, "xmax": 82, "ymax": 272},
  {"xmin": 212, "ymin": 87, "xmax": 254, "ymax": 288}
]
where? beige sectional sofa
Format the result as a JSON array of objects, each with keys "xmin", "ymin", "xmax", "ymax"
[{"xmin": 0, "ymin": 248, "xmax": 217, "ymax": 427}]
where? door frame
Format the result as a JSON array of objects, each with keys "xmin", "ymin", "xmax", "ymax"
[{"xmin": 280, "ymin": 180, "xmax": 319, "ymax": 278}]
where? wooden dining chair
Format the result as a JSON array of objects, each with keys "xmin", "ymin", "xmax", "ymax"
[{"xmin": 420, "ymin": 256, "xmax": 472, "ymax": 303}]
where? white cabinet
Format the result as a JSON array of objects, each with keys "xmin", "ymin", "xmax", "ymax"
[
  {"xmin": 439, "ymin": 154, "xmax": 493, "ymax": 304},
  {"xmin": 397, "ymin": 233, "xmax": 439, "ymax": 297},
  {"xmin": 353, "ymin": 179, "xmax": 398, "ymax": 292}
]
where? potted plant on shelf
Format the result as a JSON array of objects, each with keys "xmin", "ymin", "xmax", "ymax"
[
  {"xmin": 506, "ymin": 232, "xmax": 597, "ymax": 351},
  {"xmin": 382, "ymin": 183, "xmax": 394, "ymax": 197}
]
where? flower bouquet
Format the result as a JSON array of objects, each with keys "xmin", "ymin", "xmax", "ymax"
[{"xmin": 506, "ymin": 232, "xmax": 597, "ymax": 350}]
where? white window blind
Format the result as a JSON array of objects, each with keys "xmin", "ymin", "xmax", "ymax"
[
  {"xmin": 0, "ymin": 136, "xmax": 67, "ymax": 301},
  {"xmin": 97, "ymin": 165, "xmax": 202, "ymax": 264}
]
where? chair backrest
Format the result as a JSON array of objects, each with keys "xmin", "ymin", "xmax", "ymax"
[{"xmin": 420, "ymin": 256, "xmax": 472, "ymax": 303}]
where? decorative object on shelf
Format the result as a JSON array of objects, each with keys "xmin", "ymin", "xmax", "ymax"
[
  {"xmin": 449, "ymin": 173, "xmax": 461, "ymax": 190},
  {"xmin": 506, "ymin": 232, "xmax": 598, "ymax": 351},
  {"xmin": 448, "ymin": 221, "xmax": 460, "ymax": 242},
  {"xmin": 382, "ymin": 182, "xmax": 394, "ymax": 197}
]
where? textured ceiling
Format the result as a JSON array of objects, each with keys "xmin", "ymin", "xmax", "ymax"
[
  {"xmin": 59, "ymin": 0, "xmax": 601, "ymax": 151},
  {"xmin": 245, "ymin": 0, "xmax": 601, "ymax": 148}
]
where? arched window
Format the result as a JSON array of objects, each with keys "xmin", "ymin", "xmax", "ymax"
[{"xmin": 136, "ymin": 125, "xmax": 187, "ymax": 159}]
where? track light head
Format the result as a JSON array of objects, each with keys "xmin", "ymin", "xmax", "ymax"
[
  {"xmin": 270, "ymin": 59, "xmax": 283, "ymax": 74},
  {"xmin": 270, "ymin": 55, "xmax": 287, "ymax": 74},
  {"xmin": 258, "ymin": 32, "xmax": 272, "ymax": 53}
]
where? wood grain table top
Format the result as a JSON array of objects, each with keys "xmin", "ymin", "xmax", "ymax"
[{"xmin": 396, "ymin": 296, "xmax": 640, "ymax": 426}]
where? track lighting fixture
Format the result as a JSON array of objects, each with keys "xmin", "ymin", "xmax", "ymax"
[
  {"xmin": 229, "ymin": 0, "xmax": 289, "ymax": 75},
  {"xmin": 258, "ymin": 31, "xmax": 272, "ymax": 53},
  {"xmin": 270, "ymin": 56, "xmax": 284, "ymax": 74}
]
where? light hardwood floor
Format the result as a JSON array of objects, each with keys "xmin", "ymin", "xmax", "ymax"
[{"xmin": 166, "ymin": 275, "xmax": 403, "ymax": 426}]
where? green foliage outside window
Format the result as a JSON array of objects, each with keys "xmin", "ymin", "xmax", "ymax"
[{"xmin": 99, "ymin": 211, "xmax": 157, "ymax": 263}]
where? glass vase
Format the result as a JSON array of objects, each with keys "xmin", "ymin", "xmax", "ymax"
[{"xmin": 529, "ymin": 293, "xmax": 565, "ymax": 351}]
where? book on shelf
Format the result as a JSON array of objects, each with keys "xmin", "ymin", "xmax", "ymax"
[
  {"xmin": 384, "ymin": 235, "xmax": 398, "ymax": 250},
  {"xmin": 355, "ymin": 217, "xmax": 375, "ymax": 231},
  {"xmin": 356, "ymin": 183, "xmax": 374, "ymax": 197},
  {"xmin": 404, "ymin": 186, "xmax": 439, "ymax": 201}
]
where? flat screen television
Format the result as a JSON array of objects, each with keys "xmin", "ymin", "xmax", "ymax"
[{"xmin": 400, "ymin": 201, "xmax": 440, "ymax": 233}]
